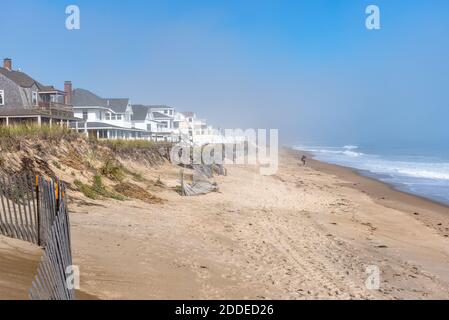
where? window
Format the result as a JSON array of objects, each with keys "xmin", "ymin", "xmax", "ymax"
[
  {"xmin": 111, "ymin": 114, "xmax": 117, "ymax": 120},
  {"xmin": 82, "ymin": 110, "xmax": 88, "ymax": 120},
  {"xmin": 164, "ymin": 110, "xmax": 168, "ymax": 114},
  {"xmin": 32, "ymin": 91, "xmax": 38, "ymax": 106},
  {"xmin": 169, "ymin": 110, "xmax": 173, "ymax": 116},
  {"xmin": 116, "ymin": 115, "xmax": 122, "ymax": 120},
  {"xmin": 0, "ymin": 90, "xmax": 4, "ymax": 106},
  {"xmin": 105, "ymin": 113, "xmax": 111, "ymax": 120}
]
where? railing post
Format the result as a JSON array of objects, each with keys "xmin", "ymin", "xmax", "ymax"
[{"xmin": 55, "ymin": 181, "xmax": 59, "ymax": 216}]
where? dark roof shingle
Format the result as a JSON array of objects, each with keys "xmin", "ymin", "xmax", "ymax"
[
  {"xmin": 152, "ymin": 111, "xmax": 172, "ymax": 119},
  {"xmin": 72, "ymin": 88, "xmax": 129, "ymax": 113},
  {"xmin": 0, "ymin": 67, "xmax": 60, "ymax": 91},
  {"xmin": 131, "ymin": 105, "xmax": 150, "ymax": 121}
]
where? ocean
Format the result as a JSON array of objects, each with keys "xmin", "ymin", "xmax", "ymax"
[{"xmin": 293, "ymin": 144, "xmax": 449, "ymax": 206}]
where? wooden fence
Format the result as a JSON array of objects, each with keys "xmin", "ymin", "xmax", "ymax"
[
  {"xmin": 29, "ymin": 198, "xmax": 74, "ymax": 300},
  {"xmin": 0, "ymin": 174, "xmax": 39, "ymax": 244},
  {"xmin": 180, "ymin": 164, "xmax": 226, "ymax": 196},
  {"xmin": 0, "ymin": 174, "xmax": 75, "ymax": 300}
]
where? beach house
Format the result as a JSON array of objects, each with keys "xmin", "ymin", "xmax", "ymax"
[
  {"xmin": 0, "ymin": 58, "xmax": 80, "ymax": 126},
  {"xmin": 71, "ymin": 88, "xmax": 146, "ymax": 139},
  {"xmin": 131, "ymin": 104, "xmax": 162, "ymax": 140},
  {"xmin": 150, "ymin": 105, "xmax": 177, "ymax": 141},
  {"xmin": 173, "ymin": 112, "xmax": 194, "ymax": 141}
]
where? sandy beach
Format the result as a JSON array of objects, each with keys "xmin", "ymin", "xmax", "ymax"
[
  {"xmin": 0, "ymin": 236, "xmax": 41, "ymax": 300},
  {"xmin": 67, "ymin": 147, "xmax": 449, "ymax": 300},
  {"xmin": 1, "ymin": 147, "xmax": 449, "ymax": 300}
]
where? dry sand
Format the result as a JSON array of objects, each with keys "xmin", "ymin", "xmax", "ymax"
[
  {"xmin": 0, "ymin": 236, "xmax": 41, "ymax": 300},
  {"xmin": 66, "ymin": 148, "xmax": 449, "ymax": 300}
]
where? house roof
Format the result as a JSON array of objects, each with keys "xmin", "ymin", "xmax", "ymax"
[
  {"xmin": 181, "ymin": 112, "xmax": 195, "ymax": 118},
  {"xmin": 152, "ymin": 111, "xmax": 172, "ymax": 119},
  {"xmin": 131, "ymin": 105, "xmax": 150, "ymax": 121},
  {"xmin": 149, "ymin": 105, "xmax": 174, "ymax": 110},
  {"xmin": 107, "ymin": 99, "xmax": 129, "ymax": 113},
  {"xmin": 0, "ymin": 67, "xmax": 61, "ymax": 91},
  {"xmin": 72, "ymin": 88, "xmax": 129, "ymax": 113}
]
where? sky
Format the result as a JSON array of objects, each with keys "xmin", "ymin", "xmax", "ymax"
[{"xmin": 1, "ymin": 0, "xmax": 449, "ymax": 146}]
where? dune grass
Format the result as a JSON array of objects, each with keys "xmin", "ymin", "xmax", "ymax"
[
  {"xmin": 0, "ymin": 124, "xmax": 80, "ymax": 140},
  {"xmin": 74, "ymin": 175, "xmax": 125, "ymax": 201},
  {"xmin": 97, "ymin": 139, "xmax": 172, "ymax": 152}
]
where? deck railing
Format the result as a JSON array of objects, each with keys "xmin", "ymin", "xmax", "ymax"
[{"xmin": 37, "ymin": 102, "xmax": 75, "ymax": 117}]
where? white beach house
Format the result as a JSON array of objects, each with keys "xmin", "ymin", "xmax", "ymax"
[
  {"xmin": 150, "ymin": 105, "xmax": 177, "ymax": 141},
  {"xmin": 131, "ymin": 104, "xmax": 164, "ymax": 140},
  {"xmin": 71, "ymin": 88, "xmax": 146, "ymax": 139}
]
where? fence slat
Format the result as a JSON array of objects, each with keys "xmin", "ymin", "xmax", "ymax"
[
  {"xmin": 2, "ymin": 175, "xmax": 21, "ymax": 239},
  {"xmin": 0, "ymin": 185, "xmax": 10, "ymax": 237}
]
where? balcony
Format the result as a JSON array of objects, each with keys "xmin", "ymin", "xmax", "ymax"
[
  {"xmin": 37, "ymin": 101, "xmax": 75, "ymax": 118},
  {"xmin": 157, "ymin": 127, "xmax": 174, "ymax": 133}
]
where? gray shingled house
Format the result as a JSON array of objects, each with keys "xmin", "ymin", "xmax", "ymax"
[{"xmin": 0, "ymin": 58, "xmax": 81, "ymax": 126}]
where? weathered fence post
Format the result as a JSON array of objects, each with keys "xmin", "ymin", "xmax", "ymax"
[{"xmin": 36, "ymin": 175, "xmax": 41, "ymax": 246}]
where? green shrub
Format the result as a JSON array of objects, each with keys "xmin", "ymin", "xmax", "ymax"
[
  {"xmin": 74, "ymin": 176, "xmax": 125, "ymax": 201},
  {"xmin": 100, "ymin": 159, "xmax": 125, "ymax": 181},
  {"xmin": 52, "ymin": 160, "xmax": 62, "ymax": 170},
  {"xmin": 74, "ymin": 179, "xmax": 98, "ymax": 200},
  {"xmin": 122, "ymin": 167, "xmax": 145, "ymax": 182}
]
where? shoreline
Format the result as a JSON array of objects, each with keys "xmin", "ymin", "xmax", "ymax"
[{"xmin": 290, "ymin": 148, "xmax": 449, "ymax": 238}]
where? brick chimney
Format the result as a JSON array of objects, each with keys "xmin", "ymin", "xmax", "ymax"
[
  {"xmin": 3, "ymin": 58, "xmax": 12, "ymax": 71},
  {"xmin": 64, "ymin": 81, "xmax": 72, "ymax": 105}
]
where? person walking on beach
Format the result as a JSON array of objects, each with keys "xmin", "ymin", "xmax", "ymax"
[{"xmin": 301, "ymin": 155, "xmax": 307, "ymax": 166}]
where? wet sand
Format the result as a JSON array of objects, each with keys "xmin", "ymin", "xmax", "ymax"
[{"xmin": 302, "ymin": 150, "xmax": 449, "ymax": 239}]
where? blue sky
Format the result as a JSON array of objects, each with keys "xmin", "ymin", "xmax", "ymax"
[{"xmin": 2, "ymin": 0, "xmax": 449, "ymax": 145}]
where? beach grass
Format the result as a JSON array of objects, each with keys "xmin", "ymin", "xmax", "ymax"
[
  {"xmin": 100, "ymin": 159, "xmax": 126, "ymax": 182},
  {"xmin": 97, "ymin": 139, "xmax": 172, "ymax": 151},
  {"xmin": 74, "ymin": 175, "xmax": 125, "ymax": 201},
  {"xmin": 0, "ymin": 124, "xmax": 79, "ymax": 140}
]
